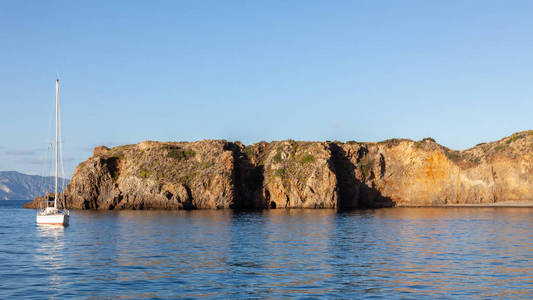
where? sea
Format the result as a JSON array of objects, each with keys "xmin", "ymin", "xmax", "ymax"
[{"xmin": 1, "ymin": 200, "xmax": 532, "ymax": 299}]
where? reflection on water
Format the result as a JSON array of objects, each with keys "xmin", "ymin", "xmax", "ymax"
[
  {"xmin": 1, "ymin": 202, "xmax": 532, "ymax": 298},
  {"xmin": 35, "ymin": 225, "xmax": 65, "ymax": 295}
]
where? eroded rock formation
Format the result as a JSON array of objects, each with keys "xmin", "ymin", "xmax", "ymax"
[{"xmin": 25, "ymin": 131, "xmax": 533, "ymax": 210}]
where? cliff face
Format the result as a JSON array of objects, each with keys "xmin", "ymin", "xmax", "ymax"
[
  {"xmin": 240, "ymin": 141, "xmax": 338, "ymax": 209},
  {"xmin": 333, "ymin": 131, "xmax": 533, "ymax": 207},
  {"xmin": 30, "ymin": 140, "xmax": 237, "ymax": 210},
  {"xmin": 25, "ymin": 131, "xmax": 533, "ymax": 210}
]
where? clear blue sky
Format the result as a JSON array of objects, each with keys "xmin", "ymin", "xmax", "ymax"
[{"xmin": 1, "ymin": 1, "xmax": 532, "ymax": 176}]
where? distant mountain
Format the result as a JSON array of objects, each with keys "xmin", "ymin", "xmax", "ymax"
[{"xmin": 0, "ymin": 171, "xmax": 69, "ymax": 200}]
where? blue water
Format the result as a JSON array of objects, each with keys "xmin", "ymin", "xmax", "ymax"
[{"xmin": 1, "ymin": 201, "xmax": 532, "ymax": 299}]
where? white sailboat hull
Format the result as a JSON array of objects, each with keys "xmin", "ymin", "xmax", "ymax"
[{"xmin": 37, "ymin": 213, "xmax": 69, "ymax": 226}]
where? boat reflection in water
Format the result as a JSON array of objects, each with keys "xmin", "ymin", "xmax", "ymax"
[{"xmin": 35, "ymin": 223, "xmax": 66, "ymax": 293}]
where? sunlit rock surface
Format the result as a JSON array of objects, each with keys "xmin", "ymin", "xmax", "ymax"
[{"xmin": 25, "ymin": 131, "xmax": 533, "ymax": 209}]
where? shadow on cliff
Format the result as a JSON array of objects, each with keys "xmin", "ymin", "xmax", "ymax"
[
  {"xmin": 228, "ymin": 141, "xmax": 395, "ymax": 211},
  {"xmin": 329, "ymin": 143, "xmax": 395, "ymax": 210},
  {"xmin": 226, "ymin": 143, "xmax": 266, "ymax": 209}
]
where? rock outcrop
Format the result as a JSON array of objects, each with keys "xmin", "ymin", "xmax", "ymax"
[
  {"xmin": 332, "ymin": 131, "xmax": 533, "ymax": 207},
  {"xmin": 25, "ymin": 131, "xmax": 533, "ymax": 210},
  {"xmin": 239, "ymin": 141, "xmax": 338, "ymax": 209},
  {"xmin": 26, "ymin": 140, "xmax": 237, "ymax": 210}
]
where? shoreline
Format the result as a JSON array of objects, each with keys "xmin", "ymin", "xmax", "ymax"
[
  {"xmin": 395, "ymin": 201, "xmax": 533, "ymax": 208},
  {"xmin": 20, "ymin": 201, "xmax": 533, "ymax": 210}
]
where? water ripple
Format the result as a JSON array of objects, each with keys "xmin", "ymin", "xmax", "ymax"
[{"xmin": 0, "ymin": 202, "xmax": 532, "ymax": 298}]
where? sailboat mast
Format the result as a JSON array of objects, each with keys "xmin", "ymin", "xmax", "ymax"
[{"xmin": 55, "ymin": 78, "xmax": 59, "ymax": 209}]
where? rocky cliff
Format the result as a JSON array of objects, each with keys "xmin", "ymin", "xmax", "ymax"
[{"xmin": 25, "ymin": 131, "xmax": 533, "ymax": 210}]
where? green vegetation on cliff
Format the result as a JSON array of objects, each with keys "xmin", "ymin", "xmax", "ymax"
[{"xmin": 24, "ymin": 130, "xmax": 533, "ymax": 210}]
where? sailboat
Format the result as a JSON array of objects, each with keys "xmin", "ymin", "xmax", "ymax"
[{"xmin": 36, "ymin": 78, "xmax": 70, "ymax": 226}]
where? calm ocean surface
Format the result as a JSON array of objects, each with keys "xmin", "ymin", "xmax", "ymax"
[{"xmin": 1, "ymin": 201, "xmax": 532, "ymax": 299}]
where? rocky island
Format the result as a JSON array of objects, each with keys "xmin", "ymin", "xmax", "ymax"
[{"xmin": 25, "ymin": 131, "xmax": 533, "ymax": 210}]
